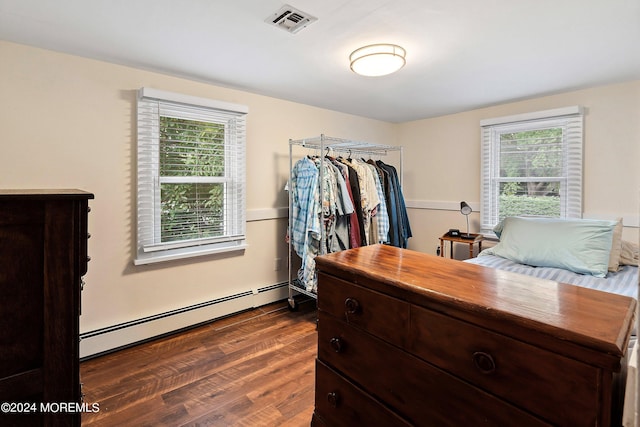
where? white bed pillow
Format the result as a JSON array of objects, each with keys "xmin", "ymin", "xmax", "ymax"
[
  {"xmin": 620, "ymin": 240, "xmax": 639, "ymax": 266},
  {"xmin": 485, "ymin": 216, "xmax": 617, "ymax": 278}
]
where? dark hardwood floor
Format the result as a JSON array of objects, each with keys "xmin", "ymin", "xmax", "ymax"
[{"xmin": 80, "ymin": 298, "xmax": 318, "ymax": 426}]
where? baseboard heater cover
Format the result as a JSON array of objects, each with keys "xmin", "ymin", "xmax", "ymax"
[{"xmin": 79, "ymin": 282, "xmax": 289, "ymax": 359}]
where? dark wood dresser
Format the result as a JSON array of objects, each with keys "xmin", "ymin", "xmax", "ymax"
[
  {"xmin": 312, "ymin": 244, "xmax": 636, "ymax": 427},
  {"xmin": 0, "ymin": 190, "xmax": 93, "ymax": 426}
]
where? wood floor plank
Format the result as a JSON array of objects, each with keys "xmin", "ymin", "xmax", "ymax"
[
  {"xmin": 85, "ymin": 313, "xmax": 301, "ymax": 413},
  {"xmin": 81, "ymin": 299, "xmax": 317, "ymax": 426},
  {"xmin": 165, "ymin": 323, "xmax": 317, "ymax": 424}
]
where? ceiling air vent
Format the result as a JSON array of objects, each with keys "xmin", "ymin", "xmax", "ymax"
[{"xmin": 265, "ymin": 4, "xmax": 317, "ymax": 34}]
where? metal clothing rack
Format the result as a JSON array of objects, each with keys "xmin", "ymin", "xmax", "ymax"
[{"xmin": 287, "ymin": 134, "xmax": 404, "ymax": 309}]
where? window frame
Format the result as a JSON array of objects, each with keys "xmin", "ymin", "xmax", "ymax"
[
  {"xmin": 135, "ymin": 88, "xmax": 248, "ymax": 265},
  {"xmin": 480, "ymin": 106, "xmax": 583, "ymax": 236}
]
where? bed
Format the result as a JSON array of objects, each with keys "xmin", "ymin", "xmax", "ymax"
[
  {"xmin": 464, "ymin": 216, "xmax": 639, "ymax": 427},
  {"xmin": 466, "ymin": 253, "xmax": 637, "ymax": 301}
]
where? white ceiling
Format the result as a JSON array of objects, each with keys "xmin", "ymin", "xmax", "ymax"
[{"xmin": 1, "ymin": 0, "xmax": 639, "ymax": 122}]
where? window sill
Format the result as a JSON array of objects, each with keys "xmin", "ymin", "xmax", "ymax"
[
  {"xmin": 479, "ymin": 232, "xmax": 499, "ymax": 242},
  {"xmin": 134, "ymin": 241, "xmax": 247, "ymax": 266}
]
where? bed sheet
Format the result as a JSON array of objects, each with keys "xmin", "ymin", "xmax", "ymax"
[{"xmin": 465, "ymin": 253, "xmax": 638, "ymax": 300}]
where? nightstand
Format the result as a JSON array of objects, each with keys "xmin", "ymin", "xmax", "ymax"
[{"xmin": 440, "ymin": 233, "xmax": 484, "ymax": 259}]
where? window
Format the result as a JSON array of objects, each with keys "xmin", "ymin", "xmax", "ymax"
[
  {"xmin": 135, "ymin": 88, "xmax": 248, "ymax": 265},
  {"xmin": 480, "ymin": 106, "xmax": 583, "ymax": 236}
]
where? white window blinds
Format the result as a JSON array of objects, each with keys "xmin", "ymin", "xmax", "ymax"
[
  {"xmin": 135, "ymin": 88, "xmax": 248, "ymax": 265},
  {"xmin": 480, "ymin": 106, "xmax": 583, "ymax": 235}
]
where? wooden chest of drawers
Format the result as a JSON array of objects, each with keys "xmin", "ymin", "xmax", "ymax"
[
  {"xmin": 312, "ymin": 245, "xmax": 636, "ymax": 427},
  {"xmin": 0, "ymin": 190, "xmax": 93, "ymax": 427}
]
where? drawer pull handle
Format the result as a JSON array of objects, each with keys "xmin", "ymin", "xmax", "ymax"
[
  {"xmin": 344, "ymin": 297, "xmax": 360, "ymax": 314},
  {"xmin": 327, "ymin": 391, "xmax": 340, "ymax": 408},
  {"xmin": 473, "ymin": 351, "xmax": 496, "ymax": 374},
  {"xmin": 330, "ymin": 337, "xmax": 344, "ymax": 353}
]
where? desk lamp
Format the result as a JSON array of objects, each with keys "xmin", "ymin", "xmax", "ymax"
[{"xmin": 460, "ymin": 201, "xmax": 474, "ymax": 239}]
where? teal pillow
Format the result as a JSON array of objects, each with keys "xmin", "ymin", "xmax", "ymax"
[{"xmin": 485, "ymin": 216, "xmax": 617, "ymax": 277}]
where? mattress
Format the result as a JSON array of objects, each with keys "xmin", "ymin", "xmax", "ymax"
[{"xmin": 465, "ymin": 253, "xmax": 638, "ymax": 301}]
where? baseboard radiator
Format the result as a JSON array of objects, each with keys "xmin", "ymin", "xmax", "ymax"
[{"xmin": 79, "ymin": 282, "xmax": 289, "ymax": 359}]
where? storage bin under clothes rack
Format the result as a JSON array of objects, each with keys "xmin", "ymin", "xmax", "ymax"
[{"xmin": 287, "ymin": 134, "xmax": 404, "ymax": 310}]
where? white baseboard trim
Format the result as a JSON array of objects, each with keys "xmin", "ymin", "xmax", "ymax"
[{"xmin": 79, "ymin": 282, "xmax": 290, "ymax": 359}]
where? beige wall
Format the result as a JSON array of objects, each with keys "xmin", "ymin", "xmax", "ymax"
[
  {"xmin": 0, "ymin": 41, "xmax": 396, "ymax": 351},
  {"xmin": 2, "ymin": 40, "xmax": 637, "ymax": 354},
  {"xmin": 400, "ymin": 81, "xmax": 640, "ymax": 256}
]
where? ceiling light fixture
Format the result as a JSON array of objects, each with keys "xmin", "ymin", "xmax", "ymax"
[{"xmin": 349, "ymin": 44, "xmax": 406, "ymax": 77}]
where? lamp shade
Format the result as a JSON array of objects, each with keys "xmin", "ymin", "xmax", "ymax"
[
  {"xmin": 460, "ymin": 201, "xmax": 472, "ymax": 215},
  {"xmin": 460, "ymin": 201, "xmax": 473, "ymax": 238},
  {"xmin": 350, "ymin": 44, "xmax": 406, "ymax": 77}
]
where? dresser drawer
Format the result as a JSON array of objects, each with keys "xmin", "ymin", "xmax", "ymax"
[
  {"xmin": 318, "ymin": 312, "xmax": 550, "ymax": 427},
  {"xmin": 317, "ymin": 272, "xmax": 409, "ymax": 348},
  {"xmin": 409, "ymin": 305, "xmax": 601, "ymax": 426},
  {"xmin": 314, "ymin": 359, "xmax": 411, "ymax": 427}
]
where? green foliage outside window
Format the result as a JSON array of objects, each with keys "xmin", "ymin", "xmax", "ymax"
[
  {"xmin": 498, "ymin": 194, "xmax": 561, "ymax": 220},
  {"xmin": 498, "ymin": 128, "xmax": 562, "ymax": 220},
  {"xmin": 159, "ymin": 116, "xmax": 226, "ymax": 242},
  {"xmin": 499, "ymin": 128, "xmax": 562, "ymax": 195}
]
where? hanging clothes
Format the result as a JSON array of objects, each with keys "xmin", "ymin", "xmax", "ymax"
[
  {"xmin": 327, "ymin": 160, "xmax": 354, "ymax": 252},
  {"xmin": 340, "ymin": 160, "xmax": 366, "ymax": 246},
  {"xmin": 346, "ymin": 158, "xmax": 380, "ymax": 246},
  {"xmin": 288, "ymin": 156, "xmax": 321, "ymax": 291},
  {"xmin": 365, "ymin": 160, "xmax": 390, "ymax": 244},
  {"xmin": 288, "ymin": 151, "xmax": 411, "ymax": 291},
  {"xmin": 377, "ymin": 160, "xmax": 412, "ymax": 248}
]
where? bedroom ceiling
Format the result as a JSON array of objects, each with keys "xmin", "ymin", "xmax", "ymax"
[{"xmin": 1, "ymin": 0, "xmax": 639, "ymax": 123}]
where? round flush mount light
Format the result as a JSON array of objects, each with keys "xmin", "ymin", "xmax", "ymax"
[{"xmin": 349, "ymin": 43, "xmax": 406, "ymax": 77}]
